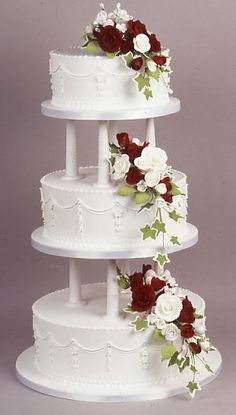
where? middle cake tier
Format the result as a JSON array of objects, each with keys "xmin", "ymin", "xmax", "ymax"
[{"xmin": 40, "ymin": 166, "xmax": 188, "ymax": 249}]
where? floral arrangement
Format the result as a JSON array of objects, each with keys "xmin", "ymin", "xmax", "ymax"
[
  {"xmin": 83, "ymin": 3, "xmax": 171, "ymax": 100},
  {"xmin": 109, "ymin": 132, "xmax": 184, "ymax": 269},
  {"xmin": 117, "ymin": 263, "xmax": 214, "ymax": 397}
]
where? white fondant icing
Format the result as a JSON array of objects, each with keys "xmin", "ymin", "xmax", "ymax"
[{"xmin": 49, "ymin": 48, "xmax": 171, "ymax": 110}]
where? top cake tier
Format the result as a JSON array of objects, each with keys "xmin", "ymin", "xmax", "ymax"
[{"xmin": 49, "ymin": 48, "xmax": 172, "ymax": 112}]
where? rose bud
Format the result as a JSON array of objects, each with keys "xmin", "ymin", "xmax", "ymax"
[
  {"xmin": 178, "ymin": 296, "xmax": 195, "ymax": 324},
  {"xmin": 127, "ymin": 20, "xmax": 147, "ymax": 37},
  {"xmin": 189, "ymin": 342, "xmax": 201, "ymax": 354},
  {"xmin": 153, "ymin": 55, "xmax": 167, "ymax": 66},
  {"xmin": 149, "ymin": 34, "xmax": 161, "ymax": 52},
  {"xmin": 131, "ymin": 57, "xmax": 143, "ymax": 71},
  {"xmin": 142, "ymin": 264, "xmax": 152, "ymax": 275},
  {"xmin": 126, "ymin": 166, "xmax": 143, "ymax": 185},
  {"xmin": 116, "ymin": 132, "xmax": 129, "ymax": 147},
  {"xmin": 180, "ymin": 324, "xmax": 195, "ymax": 339},
  {"xmin": 151, "ymin": 277, "xmax": 166, "ymax": 292},
  {"xmin": 130, "ymin": 272, "xmax": 144, "ymax": 291}
]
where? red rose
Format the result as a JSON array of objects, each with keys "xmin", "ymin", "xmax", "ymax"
[
  {"xmin": 130, "ymin": 272, "xmax": 143, "ymax": 291},
  {"xmin": 153, "ymin": 55, "xmax": 167, "ymax": 66},
  {"xmin": 149, "ymin": 34, "xmax": 161, "ymax": 52},
  {"xmin": 131, "ymin": 57, "xmax": 143, "ymax": 71},
  {"xmin": 162, "ymin": 193, "xmax": 173, "ymax": 203},
  {"xmin": 142, "ymin": 264, "xmax": 152, "ymax": 275},
  {"xmin": 126, "ymin": 166, "xmax": 143, "ymax": 185},
  {"xmin": 117, "ymin": 132, "xmax": 130, "ymax": 147},
  {"xmin": 132, "ymin": 285, "xmax": 156, "ymax": 312},
  {"xmin": 178, "ymin": 297, "xmax": 195, "ymax": 324},
  {"xmin": 151, "ymin": 277, "xmax": 166, "ymax": 292},
  {"xmin": 127, "ymin": 20, "xmax": 147, "ymax": 37},
  {"xmin": 160, "ymin": 177, "xmax": 173, "ymax": 203},
  {"xmin": 120, "ymin": 38, "xmax": 133, "ymax": 54},
  {"xmin": 125, "ymin": 142, "xmax": 142, "ymax": 163},
  {"xmin": 189, "ymin": 342, "xmax": 201, "ymax": 355},
  {"xmin": 97, "ymin": 25, "xmax": 122, "ymax": 53},
  {"xmin": 180, "ymin": 324, "xmax": 195, "ymax": 339}
]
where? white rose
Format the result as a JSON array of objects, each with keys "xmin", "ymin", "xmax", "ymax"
[
  {"xmin": 155, "ymin": 183, "xmax": 167, "ymax": 194},
  {"xmin": 133, "ymin": 34, "xmax": 151, "ymax": 53},
  {"xmin": 147, "ymin": 313, "xmax": 166, "ymax": 329},
  {"xmin": 145, "ymin": 170, "xmax": 161, "ymax": 188},
  {"xmin": 200, "ymin": 339, "xmax": 211, "ymax": 352},
  {"xmin": 162, "ymin": 323, "xmax": 181, "ymax": 342},
  {"xmin": 147, "ymin": 60, "xmax": 157, "ymax": 72},
  {"xmin": 113, "ymin": 154, "xmax": 130, "ymax": 180},
  {"xmin": 134, "ymin": 147, "xmax": 168, "ymax": 172},
  {"xmin": 155, "ymin": 293, "xmax": 183, "ymax": 322},
  {"xmin": 145, "ymin": 269, "xmax": 157, "ymax": 285},
  {"xmin": 137, "ymin": 180, "xmax": 147, "ymax": 192}
]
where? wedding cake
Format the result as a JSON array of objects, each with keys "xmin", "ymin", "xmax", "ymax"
[{"xmin": 16, "ymin": 3, "xmax": 221, "ymax": 401}]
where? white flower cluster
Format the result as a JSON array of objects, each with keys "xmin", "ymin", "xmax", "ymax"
[
  {"xmin": 91, "ymin": 2, "xmax": 132, "ymax": 31},
  {"xmin": 135, "ymin": 146, "xmax": 170, "ymax": 191}
]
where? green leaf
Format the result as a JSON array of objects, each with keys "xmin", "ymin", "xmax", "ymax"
[
  {"xmin": 168, "ymin": 351, "xmax": 179, "ymax": 367},
  {"xmin": 161, "ymin": 343, "xmax": 177, "ymax": 361},
  {"xmin": 109, "ymin": 143, "xmax": 120, "ymax": 154},
  {"xmin": 118, "ymin": 276, "xmax": 130, "ymax": 290},
  {"xmin": 140, "ymin": 225, "xmax": 156, "ymax": 240},
  {"xmin": 194, "ymin": 313, "xmax": 203, "ymax": 319},
  {"xmin": 169, "ymin": 209, "xmax": 184, "ymax": 222},
  {"xmin": 152, "ymin": 219, "xmax": 166, "ymax": 233},
  {"xmin": 134, "ymin": 73, "xmax": 150, "ymax": 92},
  {"xmin": 205, "ymin": 363, "xmax": 214, "ymax": 374},
  {"xmin": 179, "ymin": 356, "xmax": 190, "ymax": 372},
  {"xmin": 123, "ymin": 305, "xmax": 134, "ymax": 313},
  {"xmin": 186, "ymin": 381, "xmax": 201, "ymax": 397},
  {"xmin": 135, "ymin": 192, "xmax": 151, "ymax": 205},
  {"xmin": 106, "ymin": 52, "xmax": 118, "ymax": 59},
  {"xmin": 84, "ymin": 41, "xmax": 100, "ymax": 53},
  {"xmin": 118, "ymin": 186, "xmax": 136, "ymax": 196},
  {"xmin": 153, "ymin": 253, "xmax": 170, "ymax": 268},
  {"xmin": 190, "ymin": 365, "xmax": 198, "ymax": 374},
  {"xmin": 171, "ymin": 183, "xmax": 185, "ymax": 196},
  {"xmin": 144, "ymin": 87, "xmax": 153, "ymax": 100},
  {"xmin": 170, "ymin": 235, "xmax": 181, "ymax": 246},
  {"xmin": 148, "ymin": 67, "xmax": 162, "ymax": 82},
  {"xmin": 152, "ymin": 328, "xmax": 165, "ymax": 342},
  {"xmin": 123, "ymin": 52, "xmax": 133, "ymax": 67},
  {"xmin": 138, "ymin": 202, "xmax": 154, "ymax": 212},
  {"xmin": 131, "ymin": 317, "xmax": 148, "ymax": 332}
]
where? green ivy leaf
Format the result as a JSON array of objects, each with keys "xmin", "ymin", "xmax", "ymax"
[
  {"xmin": 186, "ymin": 381, "xmax": 201, "ymax": 397},
  {"xmin": 152, "ymin": 328, "xmax": 165, "ymax": 342},
  {"xmin": 148, "ymin": 67, "xmax": 162, "ymax": 81},
  {"xmin": 140, "ymin": 225, "xmax": 156, "ymax": 240},
  {"xmin": 152, "ymin": 219, "xmax": 166, "ymax": 233},
  {"xmin": 194, "ymin": 313, "xmax": 203, "ymax": 319},
  {"xmin": 161, "ymin": 343, "xmax": 177, "ymax": 361},
  {"xmin": 135, "ymin": 73, "xmax": 150, "ymax": 92},
  {"xmin": 168, "ymin": 351, "xmax": 179, "ymax": 366},
  {"xmin": 169, "ymin": 209, "xmax": 184, "ymax": 222},
  {"xmin": 109, "ymin": 143, "xmax": 120, "ymax": 154},
  {"xmin": 123, "ymin": 305, "xmax": 134, "ymax": 313},
  {"xmin": 190, "ymin": 365, "xmax": 198, "ymax": 374},
  {"xmin": 123, "ymin": 52, "xmax": 133, "ymax": 67},
  {"xmin": 135, "ymin": 192, "xmax": 151, "ymax": 205},
  {"xmin": 144, "ymin": 87, "xmax": 153, "ymax": 100},
  {"xmin": 118, "ymin": 186, "xmax": 136, "ymax": 196},
  {"xmin": 106, "ymin": 52, "xmax": 119, "ymax": 59},
  {"xmin": 171, "ymin": 183, "xmax": 185, "ymax": 196},
  {"xmin": 153, "ymin": 253, "xmax": 170, "ymax": 267},
  {"xmin": 170, "ymin": 235, "xmax": 181, "ymax": 245},
  {"xmin": 138, "ymin": 202, "xmax": 154, "ymax": 213},
  {"xmin": 131, "ymin": 317, "xmax": 148, "ymax": 332},
  {"xmin": 117, "ymin": 276, "xmax": 130, "ymax": 290},
  {"xmin": 84, "ymin": 41, "xmax": 100, "ymax": 53},
  {"xmin": 205, "ymin": 363, "xmax": 214, "ymax": 374},
  {"xmin": 179, "ymin": 356, "xmax": 190, "ymax": 372}
]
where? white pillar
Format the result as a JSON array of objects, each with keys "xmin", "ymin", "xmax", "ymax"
[
  {"xmin": 109, "ymin": 120, "xmax": 119, "ymax": 144},
  {"xmin": 106, "ymin": 259, "xmax": 119, "ymax": 319},
  {"xmin": 146, "ymin": 118, "xmax": 156, "ymax": 146},
  {"xmin": 97, "ymin": 120, "xmax": 110, "ymax": 186},
  {"xmin": 64, "ymin": 120, "xmax": 78, "ymax": 179},
  {"xmin": 67, "ymin": 258, "xmax": 84, "ymax": 306}
]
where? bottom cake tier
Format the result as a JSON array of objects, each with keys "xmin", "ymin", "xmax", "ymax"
[{"xmin": 16, "ymin": 283, "xmax": 222, "ymax": 401}]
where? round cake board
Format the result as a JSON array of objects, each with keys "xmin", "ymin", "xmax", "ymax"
[
  {"xmin": 16, "ymin": 347, "xmax": 222, "ymax": 402},
  {"xmin": 41, "ymin": 97, "xmax": 180, "ymax": 121},
  {"xmin": 31, "ymin": 223, "xmax": 198, "ymax": 259}
]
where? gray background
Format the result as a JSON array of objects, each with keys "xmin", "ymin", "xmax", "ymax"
[{"xmin": 0, "ymin": 0, "xmax": 235, "ymax": 413}]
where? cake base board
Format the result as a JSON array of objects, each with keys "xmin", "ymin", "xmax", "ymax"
[
  {"xmin": 41, "ymin": 97, "xmax": 180, "ymax": 121},
  {"xmin": 31, "ymin": 223, "xmax": 198, "ymax": 259},
  {"xmin": 16, "ymin": 347, "xmax": 222, "ymax": 402}
]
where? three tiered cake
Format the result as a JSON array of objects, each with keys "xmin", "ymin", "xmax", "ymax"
[{"xmin": 16, "ymin": 3, "xmax": 221, "ymax": 401}]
